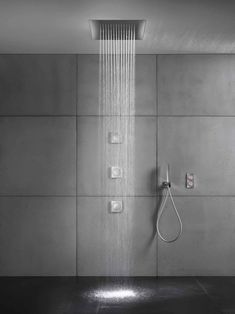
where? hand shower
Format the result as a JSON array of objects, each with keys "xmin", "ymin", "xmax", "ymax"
[
  {"xmin": 156, "ymin": 164, "xmax": 183, "ymax": 243},
  {"xmin": 166, "ymin": 163, "xmax": 169, "ymax": 184}
]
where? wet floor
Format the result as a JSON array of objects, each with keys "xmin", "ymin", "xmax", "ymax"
[{"xmin": 0, "ymin": 276, "xmax": 233, "ymax": 314}]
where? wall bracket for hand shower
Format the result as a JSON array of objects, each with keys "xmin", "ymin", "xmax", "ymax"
[{"xmin": 156, "ymin": 164, "xmax": 183, "ymax": 243}]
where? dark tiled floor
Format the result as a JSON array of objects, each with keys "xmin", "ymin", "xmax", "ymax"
[{"xmin": 0, "ymin": 277, "xmax": 233, "ymax": 314}]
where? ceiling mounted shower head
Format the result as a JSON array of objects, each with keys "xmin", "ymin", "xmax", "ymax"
[{"xmin": 89, "ymin": 20, "xmax": 146, "ymax": 40}]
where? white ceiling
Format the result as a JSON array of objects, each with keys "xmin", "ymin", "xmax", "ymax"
[{"xmin": 0, "ymin": 0, "xmax": 235, "ymax": 54}]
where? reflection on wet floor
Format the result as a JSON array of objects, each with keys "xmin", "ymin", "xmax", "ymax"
[{"xmin": 0, "ymin": 276, "xmax": 232, "ymax": 314}]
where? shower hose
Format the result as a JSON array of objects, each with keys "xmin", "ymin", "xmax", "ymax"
[{"xmin": 156, "ymin": 184, "xmax": 183, "ymax": 243}]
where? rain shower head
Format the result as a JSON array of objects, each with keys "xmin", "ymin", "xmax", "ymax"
[{"xmin": 89, "ymin": 20, "xmax": 146, "ymax": 40}]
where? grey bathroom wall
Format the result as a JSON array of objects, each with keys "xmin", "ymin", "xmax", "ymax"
[
  {"xmin": 157, "ymin": 55, "xmax": 235, "ymax": 275},
  {"xmin": 76, "ymin": 55, "xmax": 157, "ymax": 276},
  {"xmin": 0, "ymin": 54, "xmax": 157, "ymax": 276},
  {"xmin": 0, "ymin": 55, "xmax": 77, "ymax": 275},
  {"xmin": 77, "ymin": 197, "xmax": 156, "ymax": 276},
  {"xmin": 1, "ymin": 54, "xmax": 234, "ymax": 277}
]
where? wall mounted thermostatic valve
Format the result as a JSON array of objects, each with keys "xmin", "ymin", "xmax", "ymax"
[
  {"xmin": 186, "ymin": 173, "xmax": 194, "ymax": 189},
  {"xmin": 110, "ymin": 166, "xmax": 123, "ymax": 179},
  {"xmin": 109, "ymin": 132, "xmax": 122, "ymax": 144},
  {"xmin": 110, "ymin": 200, "xmax": 123, "ymax": 213}
]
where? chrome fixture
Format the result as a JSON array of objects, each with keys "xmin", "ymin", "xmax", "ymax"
[
  {"xmin": 109, "ymin": 132, "xmax": 122, "ymax": 144},
  {"xmin": 110, "ymin": 200, "xmax": 123, "ymax": 213},
  {"xmin": 89, "ymin": 19, "xmax": 146, "ymax": 40},
  {"xmin": 186, "ymin": 172, "xmax": 194, "ymax": 189},
  {"xmin": 110, "ymin": 166, "xmax": 123, "ymax": 179},
  {"xmin": 156, "ymin": 164, "xmax": 183, "ymax": 243}
]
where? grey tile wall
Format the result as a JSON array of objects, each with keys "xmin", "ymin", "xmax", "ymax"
[
  {"xmin": 158, "ymin": 197, "xmax": 235, "ymax": 276},
  {"xmin": 157, "ymin": 55, "xmax": 235, "ymax": 276},
  {"xmin": 158, "ymin": 55, "xmax": 235, "ymax": 116},
  {"xmin": 158, "ymin": 117, "xmax": 235, "ymax": 196},
  {"xmin": 77, "ymin": 55, "xmax": 156, "ymax": 116},
  {"xmin": 0, "ymin": 55, "xmax": 76, "ymax": 115},
  {"xmin": 0, "ymin": 55, "xmax": 77, "ymax": 276},
  {"xmin": 76, "ymin": 54, "xmax": 158, "ymax": 276},
  {"xmin": 77, "ymin": 197, "xmax": 157, "ymax": 276},
  {"xmin": 76, "ymin": 116, "xmax": 157, "ymax": 196},
  {"xmin": 2, "ymin": 54, "xmax": 233, "ymax": 277},
  {"xmin": 0, "ymin": 54, "xmax": 157, "ymax": 276},
  {"xmin": 0, "ymin": 117, "xmax": 76, "ymax": 195},
  {"xmin": 0, "ymin": 197, "xmax": 76, "ymax": 276}
]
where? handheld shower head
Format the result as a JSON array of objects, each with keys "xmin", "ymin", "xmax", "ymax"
[
  {"xmin": 166, "ymin": 164, "xmax": 170, "ymax": 183},
  {"xmin": 157, "ymin": 163, "xmax": 182, "ymax": 243},
  {"xmin": 162, "ymin": 163, "xmax": 171, "ymax": 188}
]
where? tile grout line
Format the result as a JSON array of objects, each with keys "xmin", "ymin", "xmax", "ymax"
[
  {"xmin": 0, "ymin": 195, "xmax": 77, "ymax": 197},
  {"xmin": 194, "ymin": 277, "xmax": 210, "ymax": 295},
  {"xmin": 194, "ymin": 277, "xmax": 222, "ymax": 313},
  {"xmin": 2, "ymin": 114, "xmax": 235, "ymax": 118},
  {"xmin": 156, "ymin": 54, "xmax": 159, "ymax": 277},
  {"xmin": 77, "ymin": 114, "xmax": 158, "ymax": 117},
  {"xmin": 0, "ymin": 114, "xmax": 161, "ymax": 118},
  {"xmin": 158, "ymin": 115, "xmax": 235, "ymax": 117},
  {"xmin": 1, "ymin": 194, "xmax": 235, "ymax": 197},
  {"xmin": 0, "ymin": 115, "xmax": 77, "ymax": 117},
  {"xmin": 75, "ymin": 54, "xmax": 78, "ymax": 277},
  {"xmin": 156, "ymin": 195, "xmax": 235, "ymax": 197}
]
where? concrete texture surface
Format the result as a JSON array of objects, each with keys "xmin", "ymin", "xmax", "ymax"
[
  {"xmin": 158, "ymin": 55, "xmax": 235, "ymax": 116},
  {"xmin": 158, "ymin": 197, "xmax": 235, "ymax": 276},
  {"xmin": 0, "ymin": 117, "xmax": 76, "ymax": 195},
  {"xmin": 77, "ymin": 55, "xmax": 156, "ymax": 116},
  {"xmin": 77, "ymin": 116, "xmax": 157, "ymax": 196},
  {"xmin": 0, "ymin": 55, "xmax": 76, "ymax": 115},
  {"xmin": 158, "ymin": 116, "xmax": 235, "ymax": 196},
  {"xmin": 0, "ymin": 197, "xmax": 76, "ymax": 276},
  {"xmin": 77, "ymin": 197, "xmax": 157, "ymax": 276}
]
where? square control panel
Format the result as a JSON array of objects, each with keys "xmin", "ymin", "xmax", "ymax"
[{"xmin": 186, "ymin": 173, "xmax": 194, "ymax": 189}]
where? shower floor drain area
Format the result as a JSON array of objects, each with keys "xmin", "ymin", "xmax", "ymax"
[{"xmin": 0, "ymin": 277, "xmax": 227, "ymax": 314}]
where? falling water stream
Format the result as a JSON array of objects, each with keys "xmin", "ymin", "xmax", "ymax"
[{"xmin": 99, "ymin": 23, "xmax": 136, "ymax": 276}]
